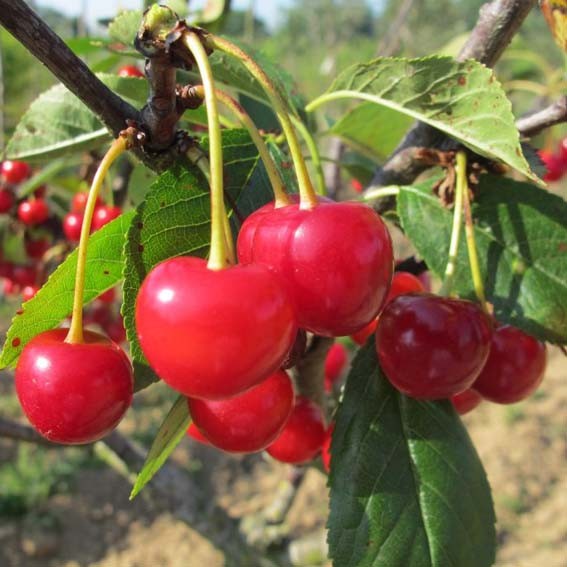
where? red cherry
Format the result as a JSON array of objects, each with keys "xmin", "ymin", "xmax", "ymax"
[
  {"xmin": 33, "ymin": 185, "xmax": 47, "ymax": 199},
  {"xmin": 539, "ymin": 150, "xmax": 565, "ymax": 182},
  {"xmin": 21, "ymin": 285, "xmax": 39, "ymax": 302},
  {"xmin": 2, "ymin": 160, "xmax": 31, "ymax": 184},
  {"xmin": 266, "ymin": 396, "xmax": 326, "ymax": 464},
  {"xmin": 0, "ymin": 188, "xmax": 14, "ymax": 213},
  {"xmin": 376, "ymin": 294, "xmax": 493, "ymax": 399},
  {"xmin": 187, "ymin": 423, "xmax": 210, "ymax": 445},
  {"xmin": 136, "ymin": 256, "xmax": 297, "ymax": 399},
  {"xmin": 63, "ymin": 212, "xmax": 84, "ymax": 242},
  {"xmin": 324, "ymin": 343, "xmax": 347, "ymax": 391},
  {"xmin": 71, "ymin": 191, "xmax": 102, "ymax": 214},
  {"xmin": 105, "ymin": 316, "xmax": 126, "ymax": 344},
  {"xmin": 84, "ymin": 303, "xmax": 112, "ymax": 329},
  {"xmin": 237, "ymin": 200, "xmax": 393, "ymax": 337},
  {"xmin": 560, "ymin": 138, "xmax": 567, "ymax": 162},
  {"xmin": 12, "ymin": 265, "xmax": 37, "ymax": 287},
  {"xmin": 351, "ymin": 271, "xmax": 425, "ymax": 345},
  {"xmin": 97, "ymin": 287, "xmax": 116, "ymax": 304},
  {"xmin": 117, "ymin": 65, "xmax": 144, "ymax": 78},
  {"xmin": 281, "ymin": 329, "xmax": 307, "ymax": 370},
  {"xmin": 188, "ymin": 370, "xmax": 294, "ymax": 453},
  {"xmin": 92, "ymin": 205, "xmax": 122, "ymax": 231},
  {"xmin": 351, "ymin": 179, "xmax": 364, "ymax": 193},
  {"xmin": 15, "ymin": 329, "xmax": 133, "ymax": 444},
  {"xmin": 17, "ymin": 199, "xmax": 49, "ymax": 226},
  {"xmin": 321, "ymin": 423, "xmax": 334, "ymax": 473},
  {"xmin": 25, "ymin": 238, "xmax": 49, "ymax": 260},
  {"xmin": 3, "ymin": 278, "xmax": 17, "ymax": 295},
  {"xmin": 472, "ymin": 325, "xmax": 546, "ymax": 404},
  {"xmin": 0, "ymin": 261, "xmax": 14, "ymax": 280},
  {"xmin": 451, "ymin": 389, "xmax": 483, "ymax": 415}
]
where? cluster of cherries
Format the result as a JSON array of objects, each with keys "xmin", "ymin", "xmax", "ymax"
[
  {"xmin": 136, "ymin": 195, "xmax": 394, "ymax": 465},
  {"xmin": 539, "ymin": 137, "xmax": 567, "ymax": 183}
]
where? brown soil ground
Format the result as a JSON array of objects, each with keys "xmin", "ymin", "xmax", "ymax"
[{"xmin": 0, "ymin": 347, "xmax": 565, "ymax": 567}]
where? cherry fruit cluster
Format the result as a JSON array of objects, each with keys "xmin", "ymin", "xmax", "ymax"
[
  {"xmin": 137, "ymin": 197, "xmax": 394, "ymax": 463},
  {"xmin": 539, "ymin": 137, "xmax": 567, "ymax": 183}
]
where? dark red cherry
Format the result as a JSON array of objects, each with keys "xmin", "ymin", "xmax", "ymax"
[
  {"xmin": 33, "ymin": 185, "xmax": 47, "ymax": 199},
  {"xmin": 0, "ymin": 188, "xmax": 14, "ymax": 213},
  {"xmin": 266, "ymin": 396, "xmax": 326, "ymax": 464},
  {"xmin": 2, "ymin": 160, "xmax": 31, "ymax": 184},
  {"xmin": 3, "ymin": 278, "xmax": 17, "ymax": 295},
  {"xmin": 188, "ymin": 370, "xmax": 294, "ymax": 453},
  {"xmin": 0, "ymin": 261, "xmax": 14, "ymax": 280},
  {"xmin": 63, "ymin": 212, "xmax": 84, "ymax": 242},
  {"xmin": 451, "ymin": 389, "xmax": 483, "ymax": 415},
  {"xmin": 12, "ymin": 265, "xmax": 37, "ymax": 287},
  {"xmin": 25, "ymin": 237, "xmax": 49, "ymax": 260},
  {"xmin": 237, "ymin": 200, "xmax": 393, "ymax": 337},
  {"xmin": 351, "ymin": 271, "xmax": 425, "ymax": 345},
  {"xmin": 472, "ymin": 325, "xmax": 546, "ymax": 404},
  {"xmin": 281, "ymin": 329, "xmax": 307, "ymax": 370},
  {"xmin": 376, "ymin": 294, "xmax": 493, "ymax": 399},
  {"xmin": 17, "ymin": 199, "xmax": 49, "ymax": 226},
  {"xmin": 92, "ymin": 205, "xmax": 122, "ymax": 231},
  {"xmin": 321, "ymin": 422, "xmax": 334, "ymax": 473},
  {"xmin": 136, "ymin": 256, "xmax": 297, "ymax": 399},
  {"xmin": 97, "ymin": 287, "xmax": 116, "ymax": 304},
  {"xmin": 21, "ymin": 284, "xmax": 39, "ymax": 302},
  {"xmin": 15, "ymin": 329, "xmax": 133, "ymax": 444},
  {"xmin": 187, "ymin": 422, "xmax": 210, "ymax": 445},
  {"xmin": 84, "ymin": 303, "xmax": 112, "ymax": 329},
  {"xmin": 105, "ymin": 316, "xmax": 126, "ymax": 344},
  {"xmin": 324, "ymin": 343, "xmax": 347, "ymax": 392},
  {"xmin": 118, "ymin": 65, "xmax": 144, "ymax": 78},
  {"xmin": 71, "ymin": 191, "xmax": 101, "ymax": 214}
]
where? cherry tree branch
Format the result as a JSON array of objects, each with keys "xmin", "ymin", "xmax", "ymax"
[
  {"xmin": 0, "ymin": 0, "xmax": 140, "ymax": 136},
  {"xmin": 0, "ymin": 417, "xmax": 56, "ymax": 446},
  {"xmin": 366, "ymin": 0, "xmax": 538, "ymax": 203},
  {"xmin": 516, "ymin": 96, "xmax": 567, "ymax": 138}
]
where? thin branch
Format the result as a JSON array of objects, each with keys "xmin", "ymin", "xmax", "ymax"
[
  {"xmin": 376, "ymin": 0, "xmax": 418, "ymax": 57},
  {"xmin": 367, "ymin": 0, "xmax": 538, "ymax": 200},
  {"xmin": 516, "ymin": 96, "xmax": 567, "ymax": 138},
  {"xmin": 0, "ymin": 417, "xmax": 56, "ymax": 447},
  {"xmin": 0, "ymin": 0, "xmax": 140, "ymax": 137}
]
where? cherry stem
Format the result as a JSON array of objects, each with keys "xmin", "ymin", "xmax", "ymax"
[
  {"xmin": 207, "ymin": 35, "xmax": 319, "ymax": 209},
  {"xmin": 439, "ymin": 155, "xmax": 465, "ymax": 297},
  {"xmin": 363, "ymin": 186, "xmax": 400, "ymax": 201},
  {"xmin": 66, "ymin": 136, "xmax": 128, "ymax": 344},
  {"xmin": 290, "ymin": 115, "xmax": 326, "ymax": 195},
  {"xmin": 193, "ymin": 85, "xmax": 290, "ymax": 207},
  {"xmin": 184, "ymin": 32, "xmax": 230, "ymax": 271},
  {"xmin": 460, "ymin": 152, "xmax": 488, "ymax": 313}
]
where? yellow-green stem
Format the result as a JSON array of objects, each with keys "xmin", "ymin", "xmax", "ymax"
[
  {"xmin": 363, "ymin": 186, "xmax": 400, "ymax": 201},
  {"xmin": 184, "ymin": 32, "xmax": 230, "ymax": 270},
  {"xmin": 461, "ymin": 153, "xmax": 488, "ymax": 312},
  {"xmin": 194, "ymin": 85, "xmax": 290, "ymax": 207},
  {"xmin": 290, "ymin": 115, "xmax": 326, "ymax": 196},
  {"xmin": 439, "ymin": 158, "xmax": 465, "ymax": 297},
  {"xmin": 65, "ymin": 137, "xmax": 127, "ymax": 344},
  {"xmin": 208, "ymin": 35, "xmax": 318, "ymax": 209}
]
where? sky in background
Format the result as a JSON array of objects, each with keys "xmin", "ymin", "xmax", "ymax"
[{"xmin": 35, "ymin": 0, "xmax": 289, "ymax": 30}]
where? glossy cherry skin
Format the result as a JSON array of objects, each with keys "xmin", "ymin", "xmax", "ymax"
[
  {"xmin": 25, "ymin": 237, "xmax": 49, "ymax": 260},
  {"xmin": 376, "ymin": 294, "xmax": 493, "ymax": 399},
  {"xmin": 451, "ymin": 389, "xmax": 483, "ymax": 415},
  {"xmin": 324, "ymin": 343, "xmax": 347, "ymax": 392},
  {"xmin": 63, "ymin": 212, "xmax": 84, "ymax": 242},
  {"xmin": 136, "ymin": 256, "xmax": 297, "ymax": 399},
  {"xmin": 321, "ymin": 423, "xmax": 334, "ymax": 473},
  {"xmin": 539, "ymin": 150, "xmax": 566, "ymax": 182},
  {"xmin": 97, "ymin": 287, "xmax": 116, "ymax": 304},
  {"xmin": 71, "ymin": 191, "xmax": 101, "ymax": 214},
  {"xmin": 266, "ymin": 396, "xmax": 326, "ymax": 464},
  {"xmin": 2, "ymin": 160, "xmax": 31, "ymax": 184},
  {"xmin": 92, "ymin": 205, "xmax": 122, "ymax": 231},
  {"xmin": 0, "ymin": 188, "xmax": 14, "ymax": 213},
  {"xmin": 237, "ymin": 200, "xmax": 393, "ymax": 337},
  {"xmin": 21, "ymin": 284, "xmax": 39, "ymax": 302},
  {"xmin": 17, "ymin": 199, "xmax": 49, "ymax": 226},
  {"xmin": 472, "ymin": 325, "xmax": 546, "ymax": 404},
  {"xmin": 188, "ymin": 370, "xmax": 294, "ymax": 453},
  {"xmin": 118, "ymin": 65, "xmax": 144, "ymax": 78},
  {"xmin": 351, "ymin": 271, "xmax": 425, "ymax": 345},
  {"xmin": 15, "ymin": 329, "xmax": 133, "ymax": 444},
  {"xmin": 187, "ymin": 422, "xmax": 210, "ymax": 445}
]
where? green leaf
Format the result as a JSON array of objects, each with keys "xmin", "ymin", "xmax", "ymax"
[
  {"xmin": 328, "ymin": 342, "xmax": 496, "ymax": 567},
  {"xmin": 6, "ymin": 74, "xmax": 148, "ymax": 162},
  {"xmin": 122, "ymin": 129, "xmax": 281, "ymax": 391},
  {"xmin": 108, "ymin": 10, "xmax": 143, "ymax": 52},
  {"xmin": 398, "ymin": 175, "xmax": 567, "ymax": 343},
  {"xmin": 0, "ymin": 213, "xmax": 134, "ymax": 369},
  {"xmin": 330, "ymin": 103, "xmax": 413, "ymax": 161},
  {"xmin": 130, "ymin": 396, "xmax": 191, "ymax": 499},
  {"xmin": 311, "ymin": 56, "xmax": 539, "ymax": 184}
]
